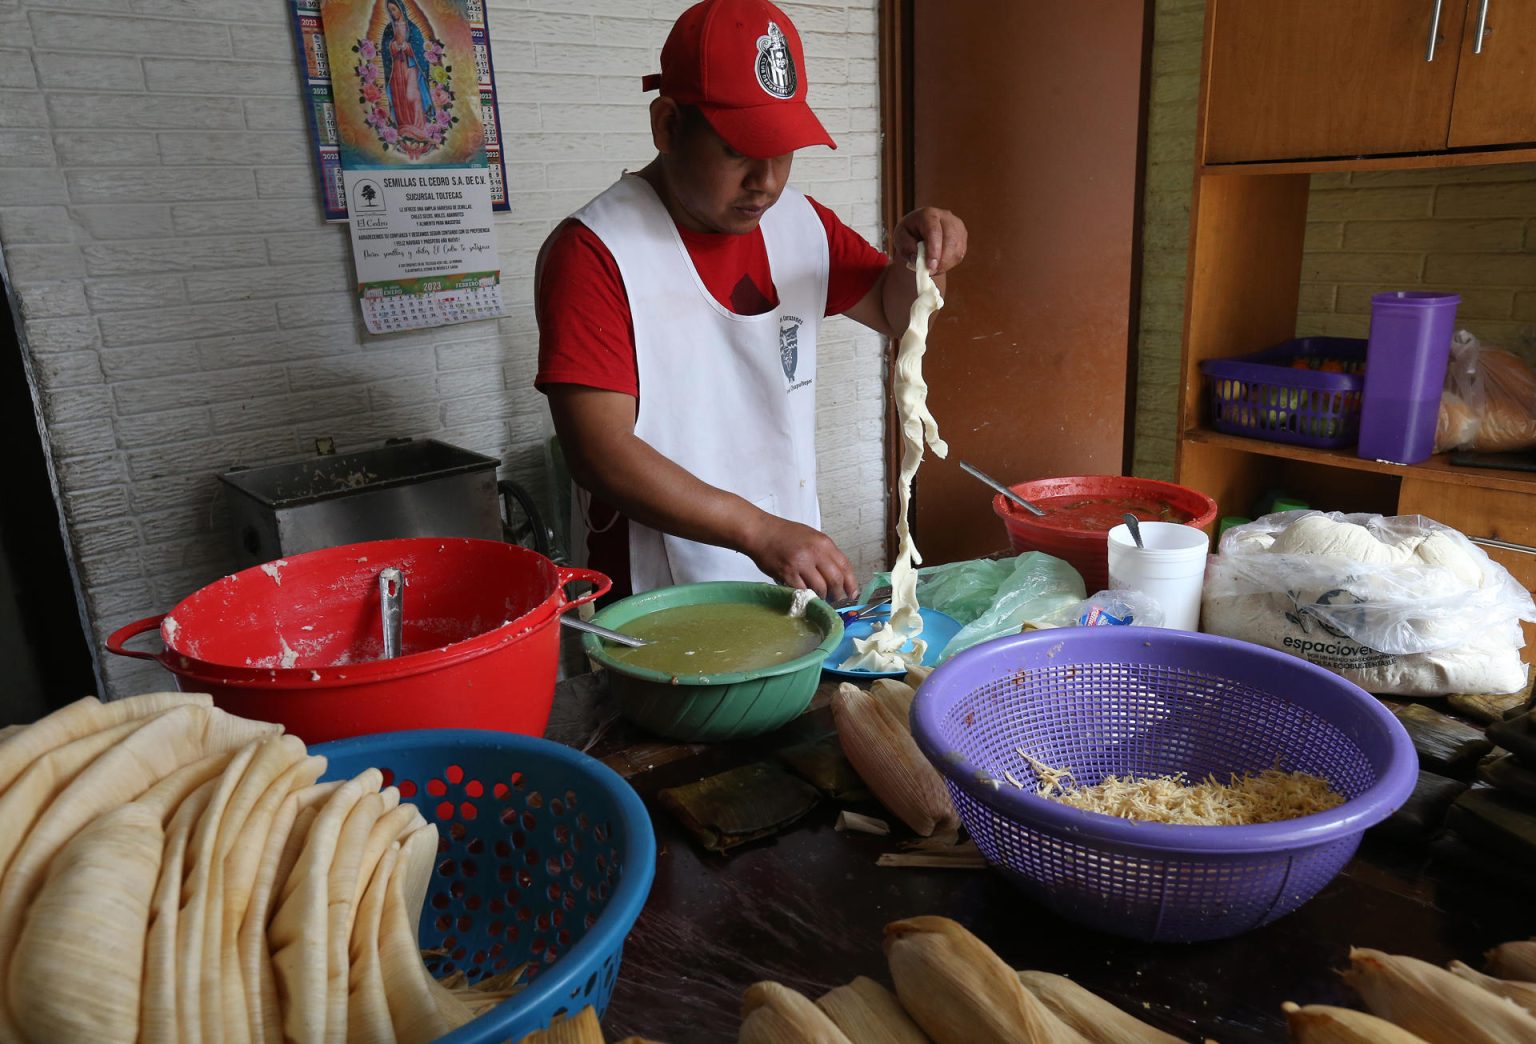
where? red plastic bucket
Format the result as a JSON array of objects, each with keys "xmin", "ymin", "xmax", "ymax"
[
  {"xmin": 106, "ymin": 538, "xmax": 609, "ymax": 744},
  {"xmin": 991, "ymin": 476, "xmax": 1218, "ymax": 593}
]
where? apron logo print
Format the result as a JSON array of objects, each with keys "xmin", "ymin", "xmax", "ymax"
[
  {"xmin": 779, "ymin": 314, "xmax": 802, "ymax": 382},
  {"xmin": 755, "ymin": 21, "xmax": 797, "ymax": 100}
]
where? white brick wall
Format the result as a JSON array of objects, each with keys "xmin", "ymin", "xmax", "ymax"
[{"xmin": 0, "ymin": 0, "xmax": 888, "ymax": 699}]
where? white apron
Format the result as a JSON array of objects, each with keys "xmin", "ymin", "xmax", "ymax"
[{"xmin": 570, "ymin": 174, "xmax": 828, "ymax": 592}]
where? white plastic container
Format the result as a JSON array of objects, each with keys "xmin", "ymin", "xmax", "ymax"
[{"xmin": 1106, "ymin": 522, "xmax": 1211, "ymax": 631}]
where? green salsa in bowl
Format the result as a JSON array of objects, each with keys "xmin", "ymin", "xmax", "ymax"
[{"xmin": 581, "ymin": 581, "xmax": 844, "ymax": 742}]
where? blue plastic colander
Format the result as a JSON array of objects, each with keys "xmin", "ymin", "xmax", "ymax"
[
  {"xmin": 910, "ymin": 628, "xmax": 1416, "ymax": 943},
  {"xmin": 315, "ymin": 729, "xmax": 656, "ymax": 1041}
]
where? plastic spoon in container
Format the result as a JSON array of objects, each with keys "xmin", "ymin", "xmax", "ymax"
[
  {"xmin": 560, "ymin": 615, "xmax": 650, "ymax": 648},
  {"xmin": 1123, "ymin": 513, "xmax": 1145, "ymax": 548},
  {"xmin": 958, "ymin": 460, "xmax": 1046, "ymax": 517}
]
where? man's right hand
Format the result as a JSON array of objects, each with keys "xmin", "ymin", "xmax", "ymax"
[
  {"xmin": 742, "ymin": 514, "xmax": 859, "ymax": 603},
  {"xmin": 550, "ymin": 386, "xmax": 860, "ymax": 601}
]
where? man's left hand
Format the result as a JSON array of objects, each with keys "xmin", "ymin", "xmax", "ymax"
[{"xmin": 892, "ymin": 207, "xmax": 968, "ymax": 276}]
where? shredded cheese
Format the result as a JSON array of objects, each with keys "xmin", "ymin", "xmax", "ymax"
[{"xmin": 1017, "ymin": 751, "xmax": 1343, "ymax": 826}]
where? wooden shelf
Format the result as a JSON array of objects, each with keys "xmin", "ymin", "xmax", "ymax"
[
  {"xmin": 1198, "ymin": 144, "xmax": 1536, "ymax": 178},
  {"xmin": 1183, "ymin": 428, "xmax": 1536, "ymax": 495}
]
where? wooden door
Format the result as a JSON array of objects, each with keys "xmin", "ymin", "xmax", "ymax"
[
  {"xmin": 1204, "ymin": 0, "xmax": 1465, "ymax": 163},
  {"xmin": 1448, "ymin": 0, "xmax": 1536, "ymax": 147},
  {"xmin": 905, "ymin": 0, "xmax": 1150, "ymax": 564}
]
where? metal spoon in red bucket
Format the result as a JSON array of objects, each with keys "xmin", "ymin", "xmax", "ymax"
[
  {"xmin": 959, "ymin": 460, "xmax": 1046, "ymax": 517},
  {"xmin": 379, "ymin": 567, "xmax": 404, "ymax": 658}
]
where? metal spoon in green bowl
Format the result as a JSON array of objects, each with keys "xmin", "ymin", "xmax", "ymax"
[{"xmin": 559, "ymin": 614, "xmax": 650, "ymax": 648}]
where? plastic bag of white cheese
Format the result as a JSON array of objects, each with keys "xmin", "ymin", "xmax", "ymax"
[{"xmin": 1202, "ymin": 510, "xmax": 1536, "ymax": 696}]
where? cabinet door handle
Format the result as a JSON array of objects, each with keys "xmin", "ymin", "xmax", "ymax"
[
  {"xmin": 1426, "ymin": 0, "xmax": 1445, "ymax": 60},
  {"xmin": 1473, "ymin": 0, "xmax": 1491, "ymax": 53},
  {"xmin": 1470, "ymin": 535, "xmax": 1536, "ymax": 556}
]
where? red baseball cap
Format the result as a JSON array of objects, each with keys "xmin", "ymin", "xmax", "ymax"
[{"xmin": 642, "ymin": 0, "xmax": 836, "ymax": 159}]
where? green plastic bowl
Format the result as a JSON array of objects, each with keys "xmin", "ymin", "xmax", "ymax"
[{"xmin": 581, "ymin": 581, "xmax": 844, "ymax": 742}]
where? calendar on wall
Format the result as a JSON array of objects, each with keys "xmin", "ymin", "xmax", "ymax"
[
  {"xmin": 342, "ymin": 167, "xmax": 504, "ymax": 335},
  {"xmin": 317, "ymin": 0, "xmax": 507, "ymax": 333}
]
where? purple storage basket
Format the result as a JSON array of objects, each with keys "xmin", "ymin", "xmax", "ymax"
[
  {"xmin": 1200, "ymin": 336, "xmax": 1366, "ymax": 449},
  {"xmin": 911, "ymin": 628, "xmax": 1416, "ymax": 943}
]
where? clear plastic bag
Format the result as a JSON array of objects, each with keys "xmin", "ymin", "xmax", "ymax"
[
  {"xmin": 1067, "ymin": 589, "xmax": 1166, "ymax": 628},
  {"xmin": 867, "ymin": 552, "xmax": 1085, "ymax": 660},
  {"xmin": 1204, "ymin": 510, "xmax": 1536, "ymax": 696},
  {"xmin": 1435, "ymin": 329, "xmax": 1536, "ymax": 453}
]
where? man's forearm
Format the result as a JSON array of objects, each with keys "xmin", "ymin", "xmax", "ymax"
[{"xmin": 564, "ymin": 428, "xmax": 767, "ymax": 554}]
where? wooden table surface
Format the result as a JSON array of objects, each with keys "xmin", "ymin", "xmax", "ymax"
[{"xmin": 544, "ymin": 672, "xmax": 1534, "ymax": 1043}]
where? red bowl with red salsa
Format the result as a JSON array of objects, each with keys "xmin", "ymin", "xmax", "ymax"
[{"xmin": 991, "ymin": 476, "xmax": 1218, "ymax": 592}]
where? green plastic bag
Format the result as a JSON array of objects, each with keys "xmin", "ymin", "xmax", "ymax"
[{"xmin": 866, "ymin": 553, "xmax": 1086, "ymax": 660}]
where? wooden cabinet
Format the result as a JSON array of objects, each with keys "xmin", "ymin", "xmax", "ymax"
[
  {"xmin": 1177, "ymin": 4, "xmax": 1536, "ymax": 645},
  {"xmin": 1203, "ymin": 0, "xmax": 1535, "ymax": 164},
  {"xmin": 1205, "ymin": 0, "xmax": 1463, "ymax": 163},
  {"xmin": 1448, "ymin": 0, "xmax": 1536, "ymax": 147}
]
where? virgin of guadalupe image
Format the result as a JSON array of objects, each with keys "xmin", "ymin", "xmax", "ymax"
[{"xmin": 381, "ymin": 0, "xmax": 435, "ymax": 139}]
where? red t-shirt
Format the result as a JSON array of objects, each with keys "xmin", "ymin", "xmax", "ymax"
[{"xmin": 535, "ymin": 194, "xmax": 888, "ymax": 596}]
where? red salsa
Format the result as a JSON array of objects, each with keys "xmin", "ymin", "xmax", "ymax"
[{"xmin": 1029, "ymin": 495, "xmax": 1193, "ymax": 532}]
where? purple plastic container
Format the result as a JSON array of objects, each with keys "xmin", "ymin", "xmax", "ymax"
[
  {"xmin": 910, "ymin": 628, "xmax": 1416, "ymax": 943},
  {"xmin": 1357, "ymin": 290, "xmax": 1460, "ymax": 464}
]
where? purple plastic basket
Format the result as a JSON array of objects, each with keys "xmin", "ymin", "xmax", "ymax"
[
  {"xmin": 1200, "ymin": 336, "xmax": 1367, "ymax": 449},
  {"xmin": 911, "ymin": 628, "xmax": 1416, "ymax": 943}
]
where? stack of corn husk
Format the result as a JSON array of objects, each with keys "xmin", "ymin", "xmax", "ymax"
[
  {"xmin": 0, "ymin": 692, "xmax": 626, "ymax": 1043},
  {"xmin": 831, "ymin": 671, "xmax": 958, "ymax": 839},
  {"xmin": 1283, "ymin": 941, "xmax": 1536, "ymax": 1042},
  {"xmin": 737, "ymin": 915, "xmax": 1181, "ymax": 1044}
]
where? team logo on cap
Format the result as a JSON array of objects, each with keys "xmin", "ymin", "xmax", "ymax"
[{"xmin": 755, "ymin": 21, "xmax": 797, "ymax": 100}]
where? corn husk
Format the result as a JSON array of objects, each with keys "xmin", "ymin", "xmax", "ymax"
[
  {"xmin": 0, "ymin": 704, "xmax": 278, "ymax": 1040},
  {"xmin": 139, "ymin": 748, "xmax": 242, "ymax": 823},
  {"xmin": 1488, "ymin": 940, "xmax": 1536, "ymax": 982},
  {"xmin": 1450, "ymin": 690, "xmax": 1530, "ymax": 725},
  {"xmin": 740, "ymin": 981, "xmax": 853, "ymax": 1043},
  {"xmin": 10, "ymin": 802, "xmax": 162, "ymax": 1043},
  {"xmin": 904, "ymin": 665, "xmax": 933, "ymax": 688},
  {"xmin": 179, "ymin": 738, "xmax": 266, "ymax": 1044},
  {"xmin": 200, "ymin": 736, "xmax": 310, "ymax": 1043},
  {"xmin": 272, "ymin": 768, "xmax": 381, "ymax": 1043},
  {"xmin": 869, "ymin": 679, "xmax": 917, "ymax": 729},
  {"xmin": 351, "ymin": 800, "xmax": 417, "ymax": 915},
  {"xmin": 885, "ymin": 916, "xmax": 1089, "ymax": 1044},
  {"xmin": 245, "ymin": 793, "xmax": 320, "ymax": 1043},
  {"xmin": 347, "ymin": 841, "xmax": 400, "ymax": 1044},
  {"xmin": 1448, "ymin": 960, "xmax": 1536, "ymax": 1016},
  {"xmin": 1342, "ymin": 947, "xmax": 1536, "ymax": 1043},
  {"xmin": 382, "ymin": 825, "xmax": 473, "ymax": 1043},
  {"xmin": 144, "ymin": 777, "xmax": 216, "ymax": 1042},
  {"xmin": 0, "ymin": 691, "xmax": 211, "ymax": 795},
  {"xmin": 0, "ymin": 715, "xmax": 148, "ymax": 887},
  {"xmin": 834, "ymin": 811, "xmax": 890, "ymax": 836},
  {"xmin": 1017, "ymin": 970, "xmax": 1180, "ymax": 1043},
  {"xmin": 1281, "ymin": 1001, "xmax": 1430, "ymax": 1042},
  {"xmin": 517, "ymin": 1005, "xmax": 605, "ymax": 1043},
  {"xmin": 221, "ymin": 752, "xmax": 325, "ymax": 1043},
  {"xmin": 815, "ymin": 975, "xmax": 930, "ymax": 1043},
  {"xmin": 321, "ymin": 788, "xmax": 394, "ymax": 1042},
  {"xmin": 832, "ymin": 684, "xmax": 957, "ymax": 837}
]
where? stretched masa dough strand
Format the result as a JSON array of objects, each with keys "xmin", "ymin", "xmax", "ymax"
[{"xmin": 841, "ymin": 244, "xmax": 947, "ymax": 672}]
